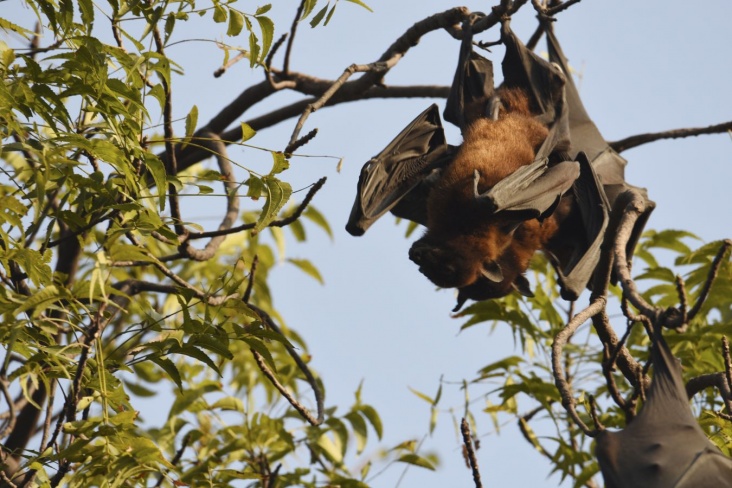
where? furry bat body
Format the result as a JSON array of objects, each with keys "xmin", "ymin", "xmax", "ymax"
[
  {"xmin": 347, "ymin": 18, "xmax": 653, "ymax": 309},
  {"xmin": 409, "ymin": 87, "xmax": 558, "ymax": 289}
]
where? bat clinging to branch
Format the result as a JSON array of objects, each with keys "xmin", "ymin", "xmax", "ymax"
[{"xmin": 347, "ymin": 16, "xmax": 653, "ymax": 309}]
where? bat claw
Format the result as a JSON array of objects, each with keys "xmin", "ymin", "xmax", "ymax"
[{"xmin": 473, "ymin": 169, "xmax": 481, "ymax": 197}]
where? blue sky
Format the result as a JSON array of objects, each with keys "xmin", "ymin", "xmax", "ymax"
[{"xmin": 3, "ymin": 0, "xmax": 731, "ymax": 486}]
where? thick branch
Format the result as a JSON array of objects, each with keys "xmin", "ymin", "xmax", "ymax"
[{"xmin": 686, "ymin": 372, "xmax": 732, "ymax": 402}]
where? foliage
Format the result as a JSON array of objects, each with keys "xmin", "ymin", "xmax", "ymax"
[
  {"xmin": 0, "ymin": 1, "xmax": 437, "ymax": 487},
  {"xmin": 449, "ymin": 232, "xmax": 732, "ymax": 485},
  {"xmin": 1, "ymin": 1, "xmax": 730, "ymax": 487}
]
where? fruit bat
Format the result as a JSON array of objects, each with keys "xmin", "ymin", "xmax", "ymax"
[
  {"xmin": 346, "ymin": 18, "xmax": 653, "ymax": 309},
  {"xmin": 595, "ymin": 326, "xmax": 732, "ymax": 487}
]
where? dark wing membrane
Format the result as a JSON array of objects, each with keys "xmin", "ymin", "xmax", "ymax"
[
  {"xmin": 546, "ymin": 152, "xmax": 609, "ymax": 300},
  {"xmin": 596, "ymin": 326, "xmax": 732, "ymax": 488},
  {"xmin": 444, "ymin": 22, "xmax": 496, "ymax": 130},
  {"xmin": 674, "ymin": 450, "xmax": 732, "ymax": 487},
  {"xmin": 346, "ymin": 104, "xmax": 448, "ymax": 236},
  {"xmin": 501, "ymin": 20, "xmax": 569, "ymax": 155},
  {"xmin": 545, "ymin": 26, "xmax": 655, "ymax": 265},
  {"xmin": 479, "ymin": 158, "xmax": 580, "ymax": 221}
]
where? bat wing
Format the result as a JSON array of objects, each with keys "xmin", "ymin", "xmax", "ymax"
[
  {"xmin": 545, "ymin": 26, "xmax": 655, "ymax": 274},
  {"xmin": 546, "ymin": 152, "xmax": 610, "ymax": 300},
  {"xmin": 596, "ymin": 326, "xmax": 732, "ymax": 488},
  {"xmin": 470, "ymin": 22, "xmax": 577, "ymax": 221},
  {"xmin": 477, "ymin": 158, "xmax": 579, "ymax": 221},
  {"xmin": 346, "ymin": 104, "xmax": 449, "ymax": 236},
  {"xmin": 501, "ymin": 20, "xmax": 569, "ymax": 158},
  {"xmin": 674, "ymin": 448, "xmax": 732, "ymax": 487},
  {"xmin": 444, "ymin": 17, "xmax": 496, "ymax": 130}
]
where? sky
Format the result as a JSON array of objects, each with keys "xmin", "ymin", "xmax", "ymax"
[{"xmin": 2, "ymin": 0, "xmax": 732, "ymax": 486}]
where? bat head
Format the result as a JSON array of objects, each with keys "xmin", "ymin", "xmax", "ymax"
[
  {"xmin": 454, "ymin": 273, "xmax": 534, "ymax": 312},
  {"xmin": 409, "ymin": 236, "xmax": 505, "ymax": 289}
]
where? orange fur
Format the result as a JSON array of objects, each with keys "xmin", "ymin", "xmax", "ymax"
[{"xmin": 410, "ymin": 88, "xmax": 556, "ymax": 289}]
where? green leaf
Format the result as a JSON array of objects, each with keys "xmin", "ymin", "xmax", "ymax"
[
  {"xmin": 0, "ymin": 18, "xmax": 34, "ymax": 37},
  {"xmin": 108, "ymin": 243, "xmax": 154, "ymax": 263},
  {"xmin": 302, "ymin": 0, "xmax": 318, "ymax": 19},
  {"xmin": 182, "ymin": 104, "xmax": 198, "ymax": 149},
  {"xmin": 174, "ymin": 345, "xmax": 222, "ymax": 376},
  {"xmin": 317, "ymin": 433, "xmax": 343, "ymax": 463},
  {"xmin": 345, "ymin": 0, "xmax": 373, "ymax": 12},
  {"xmin": 241, "ymin": 122, "xmax": 257, "ymax": 142},
  {"xmin": 248, "ymin": 29, "xmax": 260, "ymax": 67},
  {"xmin": 228, "ymin": 9, "xmax": 245, "ymax": 36},
  {"xmin": 14, "ymin": 285, "xmax": 63, "ymax": 315},
  {"xmin": 270, "ymin": 151, "xmax": 289, "ymax": 175},
  {"xmin": 396, "ymin": 454, "xmax": 436, "ymax": 471},
  {"xmin": 345, "ymin": 411, "xmax": 368, "ymax": 454},
  {"xmin": 211, "ymin": 396, "xmax": 244, "ymax": 412},
  {"xmin": 254, "ymin": 176, "xmax": 292, "ymax": 233},
  {"xmin": 255, "ymin": 16, "xmax": 274, "ymax": 61},
  {"xmin": 409, "ymin": 387, "xmax": 435, "ymax": 405},
  {"xmin": 310, "ymin": 5, "xmax": 328, "ymax": 27},
  {"xmin": 213, "ymin": 5, "xmax": 227, "ymax": 23},
  {"xmin": 304, "ymin": 206, "xmax": 333, "ymax": 239},
  {"xmin": 324, "ymin": 4, "xmax": 337, "ymax": 26},
  {"xmin": 477, "ymin": 356, "xmax": 524, "ymax": 378},
  {"xmin": 357, "ymin": 404, "xmax": 383, "ymax": 439},
  {"xmin": 288, "ymin": 258, "xmax": 323, "ymax": 284},
  {"xmin": 77, "ymin": 0, "xmax": 95, "ymax": 28},
  {"xmin": 246, "ymin": 175, "xmax": 264, "ymax": 199},
  {"xmin": 150, "ymin": 356, "xmax": 183, "ymax": 391},
  {"xmin": 256, "ymin": 4, "xmax": 272, "ymax": 15},
  {"xmin": 164, "ymin": 13, "xmax": 176, "ymax": 42}
]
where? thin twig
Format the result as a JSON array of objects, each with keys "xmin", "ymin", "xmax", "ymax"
[
  {"xmin": 0, "ymin": 381, "xmax": 16, "ymax": 440},
  {"xmin": 687, "ymin": 239, "xmax": 732, "ymax": 321},
  {"xmin": 460, "ymin": 418, "xmax": 483, "ymax": 488},
  {"xmin": 610, "ymin": 120, "xmax": 732, "ymax": 153},
  {"xmin": 248, "ymin": 304, "xmax": 324, "ymax": 426},
  {"xmin": 284, "ymin": 128, "xmax": 318, "ymax": 156},
  {"xmin": 552, "ymin": 299, "xmax": 604, "ymax": 435},
  {"xmin": 213, "ymin": 51, "xmax": 247, "ymax": 78},
  {"xmin": 149, "ymin": 19, "xmax": 184, "ymax": 237},
  {"xmin": 612, "ymin": 191, "xmax": 658, "ymax": 321},
  {"xmin": 251, "ymin": 350, "xmax": 321, "ymax": 426},
  {"xmin": 185, "ymin": 177, "xmax": 327, "ymax": 240},
  {"xmin": 243, "ymin": 256, "xmax": 259, "ymax": 304},
  {"xmin": 722, "ymin": 337, "xmax": 732, "ymax": 414},
  {"xmin": 283, "ymin": 0, "xmax": 306, "ymax": 75},
  {"xmin": 154, "ymin": 432, "xmax": 191, "ymax": 488},
  {"xmin": 178, "ymin": 132, "xmax": 240, "ymax": 262},
  {"xmin": 546, "ymin": 0, "xmax": 584, "ymax": 16}
]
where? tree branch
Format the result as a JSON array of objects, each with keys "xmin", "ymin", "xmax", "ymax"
[{"xmin": 610, "ymin": 121, "xmax": 732, "ymax": 153}]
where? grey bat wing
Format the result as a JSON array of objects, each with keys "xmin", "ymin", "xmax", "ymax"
[
  {"xmin": 596, "ymin": 327, "xmax": 732, "ymax": 488},
  {"xmin": 545, "ymin": 26, "xmax": 655, "ymax": 295},
  {"xmin": 345, "ymin": 104, "xmax": 448, "ymax": 236}
]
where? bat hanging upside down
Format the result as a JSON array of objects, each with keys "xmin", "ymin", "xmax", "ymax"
[
  {"xmin": 408, "ymin": 87, "xmax": 561, "ymax": 293},
  {"xmin": 346, "ymin": 17, "xmax": 653, "ymax": 310}
]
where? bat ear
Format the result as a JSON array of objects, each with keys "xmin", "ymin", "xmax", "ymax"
[
  {"xmin": 481, "ymin": 261, "xmax": 503, "ymax": 283},
  {"xmin": 512, "ymin": 275, "xmax": 534, "ymax": 297}
]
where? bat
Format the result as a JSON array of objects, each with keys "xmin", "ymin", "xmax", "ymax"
[
  {"xmin": 595, "ymin": 326, "xmax": 732, "ymax": 487},
  {"xmin": 346, "ymin": 17, "xmax": 653, "ymax": 310}
]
